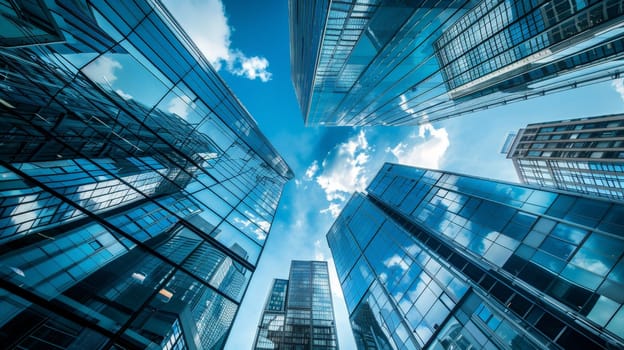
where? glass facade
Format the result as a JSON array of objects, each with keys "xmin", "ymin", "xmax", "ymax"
[
  {"xmin": 254, "ymin": 261, "xmax": 339, "ymax": 349},
  {"xmin": 0, "ymin": 0, "xmax": 292, "ymax": 349},
  {"xmin": 290, "ymin": 0, "xmax": 624, "ymax": 126},
  {"xmin": 327, "ymin": 163, "xmax": 624, "ymax": 349},
  {"xmin": 507, "ymin": 114, "xmax": 624, "ymax": 200}
]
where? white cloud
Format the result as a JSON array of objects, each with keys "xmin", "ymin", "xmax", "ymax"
[
  {"xmin": 570, "ymin": 255, "xmax": 610, "ymax": 276},
  {"xmin": 163, "ymin": 0, "xmax": 271, "ymax": 82},
  {"xmin": 612, "ymin": 79, "xmax": 624, "ymax": 102},
  {"xmin": 115, "ymin": 89, "xmax": 133, "ymax": 100},
  {"xmin": 164, "ymin": 0, "xmax": 229, "ymax": 69},
  {"xmin": 387, "ymin": 122, "xmax": 450, "ymax": 169},
  {"xmin": 398, "ymin": 93, "xmax": 416, "ymax": 115},
  {"xmin": 167, "ymin": 95, "xmax": 193, "ymax": 119},
  {"xmin": 316, "ymin": 130, "xmax": 371, "ymax": 201},
  {"xmin": 342, "ymin": 130, "xmax": 369, "ymax": 155},
  {"xmin": 305, "ymin": 160, "xmax": 319, "ymax": 180},
  {"xmin": 231, "ymin": 211, "xmax": 270, "ymax": 241},
  {"xmin": 10, "ymin": 201, "xmax": 40, "ymax": 233},
  {"xmin": 320, "ymin": 202, "xmax": 343, "ymax": 218},
  {"xmin": 388, "ymin": 95, "xmax": 450, "ymax": 168},
  {"xmin": 82, "ymin": 56, "xmax": 122, "ymax": 85},
  {"xmin": 228, "ymin": 52, "xmax": 272, "ymax": 82},
  {"xmin": 383, "ymin": 254, "xmax": 409, "ymax": 272}
]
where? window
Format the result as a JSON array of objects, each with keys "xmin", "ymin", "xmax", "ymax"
[
  {"xmin": 540, "ymin": 236, "xmax": 575, "ymax": 260},
  {"xmin": 590, "ymin": 151, "xmax": 604, "ymax": 158},
  {"xmin": 88, "ymin": 240, "xmax": 103, "ymax": 250},
  {"xmin": 519, "ymin": 262, "xmax": 553, "ymax": 291},
  {"xmin": 535, "ymin": 313, "xmax": 564, "ymax": 339}
]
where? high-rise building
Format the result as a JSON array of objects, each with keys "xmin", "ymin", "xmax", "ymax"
[
  {"xmin": 327, "ymin": 163, "xmax": 624, "ymax": 349},
  {"xmin": 290, "ymin": 0, "xmax": 624, "ymax": 126},
  {"xmin": 254, "ymin": 260, "xmax": 339, "ymax": 349},
  {"xmin": 0, "ymin": 0, "xmax": 292, "ymax": 349},
  {"xmin": 506, "ymin": 114, "xmax": 624, "ymax": 201}
]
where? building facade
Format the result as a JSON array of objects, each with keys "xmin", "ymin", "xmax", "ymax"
[
  {"xmin": 290, "ymin": 0, "xmax": 624, "ymax": 126},
  {"xmin": 0, "ymin": 0, "xmax": 292, "ymax": 349},
  {"xmin": 506, "ymin": 114, "xmax": 624, "ymax": 201},
  {"xmin": 327, "ymin": 163, "xmax": 624, "ymax": 349},
  {"xmin": 254, "ymin": 260, "xmax": 339, "ymax": 349}
]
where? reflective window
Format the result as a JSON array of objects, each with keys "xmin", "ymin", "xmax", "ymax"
[
  {"xmin": 587, "ymin": 296, "xmax": 619, "ymax": 326},
  {"xmin": 550, "ymin": 223, "xmax": 587, "ymax": 244},
  {"xmin": 606, "ymin": 306, "xmax": 624, "ymax": 338}
]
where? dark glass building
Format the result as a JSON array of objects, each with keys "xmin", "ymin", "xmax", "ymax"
[
  {"xmin": 506, "ymin": 114, "xmax": 624, "ymax": 201},
  {"xmin": 254, "ymin": 260, "xmax": 339, "ymax": 349},
  {"xmin": 327, "ymin": 163, "xmax": 624, "ymax": 349},
  {"xmin": 0, "ymin": 0, "xmax": 292, "ymax": 349},
  {"xmin": 289, "ymin": 0, "xmax": 624, "ymax": 126}
]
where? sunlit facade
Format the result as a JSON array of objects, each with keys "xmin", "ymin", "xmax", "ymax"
[
  {"xmin": 327, "ymin": 163, "xmax": 624, "ymax": 349},
  {"xmin": 507, "ymin": 114, "xmax": 624, "ymax": 201},
  {"xmin": 290, "ymin": 0, "xmax": 624, "ymax": 126},
  {"xmin": 0, "ymin": 0, "xmax": 292, "ymax": 349},
  {"xmin": 254, "ymin": 260, "xmax": 339, "ymax": 349}
]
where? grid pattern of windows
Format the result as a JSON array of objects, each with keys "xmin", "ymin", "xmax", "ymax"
[
  {"xmin": 328, "ymin": 163, "xmax": 624, "ymax": 349},
  {"xmin": 266, "ymin": 279, "xmax": 289, "ymax": 312},
  {"xmin": 253, "ymin": 261, "xmax": 339, "ymax": 349},
  {"xmin": 508, "ymin": 114, "xmax": 624, "ymax": 200},
  {"xmin": 0, "ymin": 157, "xmax": 170, "ymax": 241},
  {"xmin": 290, "ymin": 0, "xmax": 624, "ymax": 126},
  {"xmin": 435, "ymin": 0, "xmax": 623, "ymax": 97},
  {"xmin": 288, "ymin": 0, "xmax": 330, "ymax": 118},
  {"xmin": 0, "ymin": 0, "xmax": 292, "ymax": 348},
  {"xmin": 329, "ymin": 193, "xmax": 537, "ymax": 349},
  {"xmin": 161, "ymin": 319, "xmax": 187, "ymax": 350}
]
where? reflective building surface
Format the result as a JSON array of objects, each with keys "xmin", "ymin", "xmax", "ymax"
[
  {"xmin": 327, "ymin": 163, "xmax": 624, "ymax": 349},
  {"xmin": 254, "ymin": 260, "xmax": 339, "ymax": 349},
  {"xmin": 506, "ymin": 114, "xmax": 624, "ymax": 201},
  {"xmin": 290, "ymin": 0, "xmax": 624, "ymax": 126},
  {"xmin": 0, "ymin": 0, "xmax": 292, "ymax": 348}
]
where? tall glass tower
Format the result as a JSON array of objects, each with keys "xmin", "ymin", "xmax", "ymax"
[
  {"xmin": 289, "ymin": 0, "xmax": 624, "ymax": 126},
  {"xmin": 0, "ymin": 0, "xmax": 292, "ymax": 349},
  {"xmin": 254, "ymin": 260, "xmax": 339, "ymax": 349},
  {"xmin": 506, "ymin": 114, "xmax": 624, "ymax": 201},
  {"xmin": 327, "ymin": 163, "xmax": 624, "ymax": 349}
]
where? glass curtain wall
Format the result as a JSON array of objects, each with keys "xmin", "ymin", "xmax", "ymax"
[
  {"xmin": 290, "ymin": 0, "xmax": 624, "ymax": 126},
  {"xmin": 328, "ymin": 163, "xmax": 624, "ymax": 349},
  {"xmin": 0, "ymin": 0, "xmax": 292, "ymax": 349}
]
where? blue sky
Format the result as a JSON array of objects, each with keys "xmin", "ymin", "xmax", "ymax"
[{"xmin": 162, "ymin": 1, "xmax": 624, "ymax": 348}]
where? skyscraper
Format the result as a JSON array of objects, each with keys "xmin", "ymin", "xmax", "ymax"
[
  {"xmin": 506, "ymin": 114, "xmax": 624, "ymax": 201},
  {"xmin": 254, "ymin": 260, "xmax": 339, "ymax": 349},
  {"xmin": 327, "ymin": 163, "xmax": 624, "ymax": 349},
  {"xmin": 0, "ymin": 0, "xmax": 292, "ymax": 348},
  {"xmin": 290, "ymin": 0, "xmax": 624, "ymax": 126}
]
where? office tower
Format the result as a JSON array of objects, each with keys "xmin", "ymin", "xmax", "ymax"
[
  {"xmin": 506, "ymin": 114, "xmax": 624, "ymax": 201},
  {"xmin": 0, "ymin": 0, "xmax": 293, "ymax": 349},
  {"xmin": 254, "ymin": 260, "xmax": 339, "ymax": 349},
  {"xmin": 289, "ymin": 0, "xmax": 624, "ymax": 126},
  {"xmin": 327, "ymin": 163, "xmax": 624, "ymax": 349}
]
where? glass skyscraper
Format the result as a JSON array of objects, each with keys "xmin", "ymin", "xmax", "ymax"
[
  {"xmin": 0, "ymin": 0, "xmax": 292, "ymax": 349},
  {"xmin": 290, "ymin": 0, "xmax": 624, "ymax": 126},
  {"xmin": 506, "ymin": 113, "xmax": 624, "ymax": 201},
  {"xmin": 254, "ymin": 260, "xmax": 339, "ymax": 349},
  {"xmin": 327, "ymin": 163, "xmax": 624, "ymax": 349}
]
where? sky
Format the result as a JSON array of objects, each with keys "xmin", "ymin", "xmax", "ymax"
[{"xmin": 161, "ymin": 1, "xmax": 624, "ymax": 348}]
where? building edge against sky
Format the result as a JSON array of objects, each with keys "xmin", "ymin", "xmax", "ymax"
[
  {"xmin": 253, "ymin": 260, "xmax": 339, "ymax": 349},
  {"xmin": 0, "ymin": 0, "xmax": 292, "ymax": 349},
  {"xmin": 327, "ymin": 162, "xmax": 624, "ymax": 349},
  {"xmin": 506, "ymin": 113, "xmax": 624, "ymax": 201},
  {"xmin": 289, "ymin": 0, "xmax": 624, "ymax": 126}
]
